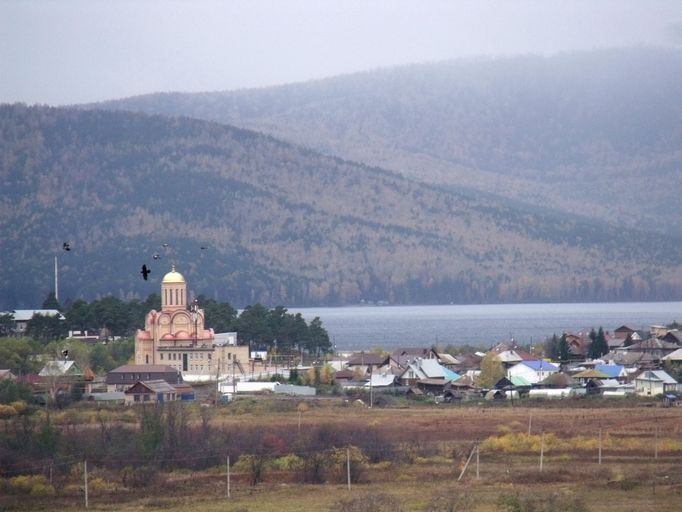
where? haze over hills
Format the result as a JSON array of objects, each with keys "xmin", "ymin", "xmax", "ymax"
[
  {"xmin": 94, "ymin": 47, "xmax": 682, "ymax": 237},
  {"xmin": 2, "ymin": 104, "xmax": 682, "ymax": 309}
]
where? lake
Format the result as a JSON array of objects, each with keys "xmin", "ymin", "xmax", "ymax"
[{"xmin": 290, "ymin": 302, "xmax": 682, "ymax": 351}]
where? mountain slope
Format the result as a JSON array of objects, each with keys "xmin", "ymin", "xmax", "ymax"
[
  {"xmin": 94, "ymin": 47, "xmax": 682, "ymax": 236},
  {"xmin": 2, "ymin": 104, "xmax": 682, "ymax": 309}
]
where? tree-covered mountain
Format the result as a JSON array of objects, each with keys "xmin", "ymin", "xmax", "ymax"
[
  {"xmin": 2, "ymin": 104, "xmax": 682, "ymax": 309},
  {"xmin": 94, "ymin": 47, "xmax": 682, "ymax": 236}
]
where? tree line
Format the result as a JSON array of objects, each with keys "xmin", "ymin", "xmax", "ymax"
[{"xmin": 2, "ymin": 292, "xmax": 331, "ymax": 355}]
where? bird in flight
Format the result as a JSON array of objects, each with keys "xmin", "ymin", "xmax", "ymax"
[
  {"xmin": 141, "ymin": 264, "xmax": 151, "ymax": 280},
  {"xmin": 153, "ymin": 253, "xmax": 161, "ymax": 260},
  {"xmin": 63, "ymin": 242, "xmax": 71, "ymax": 251},
  {"xmin": 162, "ymin": 243, "xmax": 169, "ymax": 248},
  {"xmin": 200, "ymin": 246, "xmax": 207, "ymax": 250}
]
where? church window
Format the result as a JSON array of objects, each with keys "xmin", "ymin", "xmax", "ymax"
[
  {"xmin": 160, "ymin": 353, "xmax": 163, "ymax": 360},
  {"xmin": 208, "ymin": 353, "xmax": 211, "ymax": 360},
  {"xmin": 145, "ymin": 355, "xmax": 149, "ymax": 364},
  {"xmin": 175, "ymin": 289, "xmax": 179, "ymax": 304}
]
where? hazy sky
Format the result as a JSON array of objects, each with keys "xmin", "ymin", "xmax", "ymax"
[{"xmin": 2, "ymin": 0, "xmax": 681, "ymax": 105}]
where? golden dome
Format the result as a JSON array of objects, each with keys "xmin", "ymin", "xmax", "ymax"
[{"xmin": 162, "ymin": 265, "xmax": 186, "ymax": 284}]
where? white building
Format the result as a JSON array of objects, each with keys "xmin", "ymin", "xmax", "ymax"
[{"xmin": 507, "ymin": 360, "xmax": 559, "ymax": 385}]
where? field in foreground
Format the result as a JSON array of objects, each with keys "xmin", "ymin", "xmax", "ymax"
[{"xmin": 3, "ymin": 399, "xmax": 682, "ymax": 511}]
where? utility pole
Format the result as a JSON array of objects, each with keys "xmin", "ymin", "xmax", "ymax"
[{"xmin": 54, "ymin": 256, "xmax": 59, "ymax": 302}]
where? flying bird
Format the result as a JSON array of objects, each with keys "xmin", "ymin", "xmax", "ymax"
[
  {"xmin": 63, "ymin": 242, "xmax": 71, "ymax": 251},
  {"xmin": 200, "ymin": 246, "xmax": 207, "ymax": 250},
  {"xmin": 162, "ymin": 243, "xmax": 169, "ymax": 248},
  {"xmin": 153, "ymin": 253, "xmax": 161, "ymax": 260},
  {"xmin": 141, "ymin": 264, "xmax": 151, "ymax": 280}
]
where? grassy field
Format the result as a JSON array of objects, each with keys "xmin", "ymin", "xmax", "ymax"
[{"xmin": 3, "ymin": 398, "xmax": 682, "ymax": 511}]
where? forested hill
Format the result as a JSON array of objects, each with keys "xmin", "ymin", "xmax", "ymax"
[
  {"xmin": 2, "ymin": 104, "xmax": 682, "ymax": 309},
  {"xmin": 93, "ymin": 47, "xmax": 682, "ymax": 236}
]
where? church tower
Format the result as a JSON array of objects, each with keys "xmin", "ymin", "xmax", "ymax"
[{"xmin": 161, "ymin": 265, "xmax": 186, "ymax": 311}]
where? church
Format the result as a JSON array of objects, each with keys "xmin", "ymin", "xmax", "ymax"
[{"xmin": 135, "ymin": 265, "xmax": 248, "ymax": 380}]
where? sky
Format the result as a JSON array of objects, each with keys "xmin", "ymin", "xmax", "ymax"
[{"xmin": 2, "ymin": 0, "xmax": 681, "ymax": 106}]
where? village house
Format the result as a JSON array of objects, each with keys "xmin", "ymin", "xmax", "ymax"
[
  {"xmin": 507, "ymin": 360, "xmax": 559, "ymax": 385},
  {"xmin": 106, "ymin": 364, "xmax": 183, "ymax": 392},
  {"xmin": 613, "ymin": 338, "xmax": 678, "ymax": 365},
  {"xmin": 660, "ymin": 330, "xmax": 682, "ymax": 345},
  {"xmin": 397, "ymin": 358, "xmax": 458, "ymax": 390},
  {"xmin": 634, "ymin": 370, "xmax": 680, "ymax": 397},
  {"xmin": 124, "ymin": 380, "xmax": 178, "ymax": 405},
  {"xmin": 613, "ymin": 325, "xmax": 639, "ymax": 341},
  {"xmin": 0, "ymin": 369, "xmax": 16, "ymax": 381},
  {"xmin": 564, "ymin": 333, "xmax": 590, "ymax": 357},
  {"xmin": 594, "ymin": 364, "xmax": 628, "ymax": 382},
  {"xmin": 391, "ymin": 347, "xmax": 438, "ymax": 368},
  {"xmin": 2, "ymin": 309, "xmax": 65, "ymax": 335},
  {"xmin": 345, "ymin": 353, "xmax": 396, "ymax": 376}
]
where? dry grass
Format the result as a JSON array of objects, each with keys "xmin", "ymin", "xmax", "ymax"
[{"xmin": 4, "ymin": 400, "xmax": 682, "ymax": 511}]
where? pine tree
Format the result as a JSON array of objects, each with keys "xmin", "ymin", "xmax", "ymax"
[{"xmin": 558, "ymin": 333, "xmax": 571, "ymax": 363}]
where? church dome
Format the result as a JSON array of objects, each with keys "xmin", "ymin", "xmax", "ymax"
[{"xmin": 162, "ymin": 265, "xmax": 186, "ymax": 284}]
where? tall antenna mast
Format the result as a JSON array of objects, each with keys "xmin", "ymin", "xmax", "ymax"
[{"xmin": 54, "ymin": 255, "xmax": 59, "ymax": 301}]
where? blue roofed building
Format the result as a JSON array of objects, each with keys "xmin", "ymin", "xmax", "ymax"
[
  {"xmin": 507, "ymin": 360, "xmax": 559, "ymax": 385},
  {"xmin": 595, "ymin": 364, "xmax": 628, "ymax": 382}
]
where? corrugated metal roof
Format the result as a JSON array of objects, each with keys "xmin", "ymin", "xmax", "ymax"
[{"xmin": 522, "ymin": 360, "xmax": 558, "ymax": 371}]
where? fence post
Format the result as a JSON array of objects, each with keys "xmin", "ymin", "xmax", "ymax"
[
  {"xmin": 84, "ymin": 460, "xmax": 89, "ymax": 509},
  {"xmin": 458, "ymin": 443, "xmax": 477, "ymax": 481},
  {"xmin": 226, "ymin": 455, "xmax": 231, "ymax": 498},
  {"xmin": 347, "ymin": 448, "xmax": 351, "ymax": 491},
  {"xmin": 476, "ymin": 444, "xmax": 480, "ymax": 480},
  {"xmin": 539, "ymin": 432, "xmax": 544, "ymax": 472},
  {"xmin": 598, "ymin": 428, "xmax": 602, "ymax": 465}
]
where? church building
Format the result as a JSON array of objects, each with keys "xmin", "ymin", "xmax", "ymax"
[{"xmin": 135, "ymin": 265, "xmax": 247, "ymax": 380}]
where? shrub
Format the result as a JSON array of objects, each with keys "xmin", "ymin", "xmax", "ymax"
[
  {"xmin": 331, "ymin": 446, "xmax": 368, "ymax": 484},
  {"xmin": 270, "ymin": 454, "xmax": 303, "ymax": 472},
  {"xmin": 497, "ymin": 491, "xmax": 589, "ymax": 512},
  {"xmin": 299, "ymin": 452, "xmax": 328, "ymax": 484},
  {"xmin": 2, "ymin": 474, "xmax": 55, "ymax": 496},
  {"xmin": 29, "ymin": 482, "xmax": 56, "ymax": 496},
  {"xmin": 0, "ymin": 403, "xmax": 17, "ymax": 419}
]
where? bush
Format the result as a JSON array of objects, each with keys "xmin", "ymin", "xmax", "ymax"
[
  {"xmin": 1, "ymin": 474, "xmax": 55, "ymax": 496},
  {"xmin": 270, "ymin": 454, "xmax": 303, "ymax": 472}
]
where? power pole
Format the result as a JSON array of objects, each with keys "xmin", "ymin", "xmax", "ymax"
[{"xmin": 54, "ymin": 256, "xmax": 59, "ymax": 302}]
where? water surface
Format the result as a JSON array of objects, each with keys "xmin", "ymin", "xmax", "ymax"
[{"xmin": 290, "ymin": 302, "xmax": 682, "ymax": 351}]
